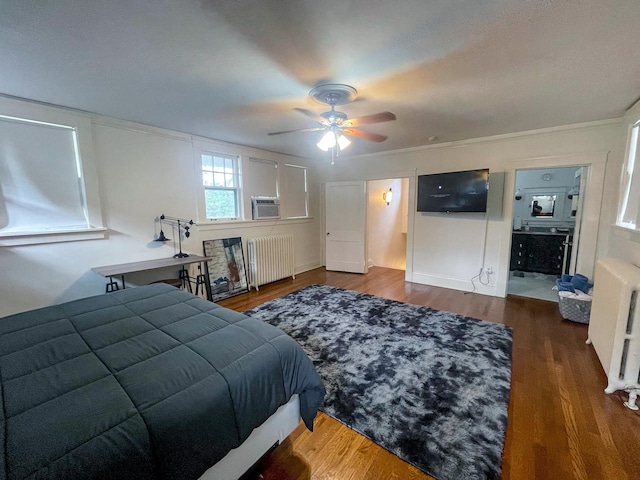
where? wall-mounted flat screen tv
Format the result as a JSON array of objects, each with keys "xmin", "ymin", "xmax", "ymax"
[{"xmin": 417, "ymin": 169, "xmax": 489, "ymax": 213}]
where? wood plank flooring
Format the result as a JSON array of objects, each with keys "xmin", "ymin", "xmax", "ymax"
[{"xmin": 218, "ymin": 267, "xmax": 640, "ymax": 480}]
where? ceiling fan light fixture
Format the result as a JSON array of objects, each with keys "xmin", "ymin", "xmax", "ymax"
[
  {"xmin": 337, "ymin": 134, "xmax": 351, "ymax": 150},
  {"xmin": 317, "ymin": 131, "xmax": 336, "ymax": 151},
  {"xmin": 269, "ymin": 83, "xmax": 396, "ymax": 158}
]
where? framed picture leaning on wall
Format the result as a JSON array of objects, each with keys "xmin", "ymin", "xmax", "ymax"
[{"xmin": 202, "ymin": 237, "xmax": 248, "ymax": 302}]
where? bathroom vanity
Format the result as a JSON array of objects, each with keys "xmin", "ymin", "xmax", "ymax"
[{"xmin": 510, "ymin": 229, "xmax": 573, "ymax": 275}]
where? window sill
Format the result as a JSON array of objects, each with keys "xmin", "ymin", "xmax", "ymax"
[
  {"xmin": 611, "ymin": 223, "xmax": 640, "ymax": 244},
  {"xmin": 0, "ymin": 227, "xmax": 108, "ymax": 246},
  {"xmin": 196, "ymin": 217, "xmax": 314, "ymax": 231}
]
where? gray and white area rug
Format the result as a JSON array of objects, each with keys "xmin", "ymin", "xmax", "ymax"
[{"xmin": 244, "ymin": 285, "xmax": 512, "ymax": 480}]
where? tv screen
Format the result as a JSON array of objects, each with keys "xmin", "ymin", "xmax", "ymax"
[{"xmin": 417, "ymin": 169, "xmax": 489, "ymax": 213}]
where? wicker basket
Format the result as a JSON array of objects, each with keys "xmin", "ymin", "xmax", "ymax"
[{"xmin": 557, "ymin": 292, "xmax": 592, "ymax": 324}]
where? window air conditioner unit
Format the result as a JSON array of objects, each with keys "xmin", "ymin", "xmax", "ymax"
[{"xmin": 251, "ymin": 196, "xmax": 281, "ymax": 220}]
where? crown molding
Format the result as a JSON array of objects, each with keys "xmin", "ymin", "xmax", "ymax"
[{"xmin": 352, "ymin": 118, "xmax": 623, "ymax": 160}]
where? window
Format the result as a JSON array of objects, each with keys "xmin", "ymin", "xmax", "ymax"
[
  {"xmin": 201, "ymin": 152, "xmax": 241, "ymax": 219},
  {"xmin": 245, "ymin": 158, "xmax": 278, "ymax": 198},
  {"xmin": 284, "ymin": 164, "xmax": 308, "ymax": 218},
  {"xmin": 618, "ymin": 121, "xmax": 640, "ymax": 229},
  {"xmin": 0, "ymin": 105, "xmax": 104, "ymax": 245}
]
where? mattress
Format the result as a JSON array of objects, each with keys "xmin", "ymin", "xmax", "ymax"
[{"xmin": 0, "ymin": 284, "xmax": 325, "ymax": 479}]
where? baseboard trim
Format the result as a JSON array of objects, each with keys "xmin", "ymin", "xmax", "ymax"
[
  {"xmin": 295, "ymin": 261, "xmax": 322, "ymax": 275},
  {"xmin": 411, "ymin": 272, "xmax": 497, "ymax": 297}
]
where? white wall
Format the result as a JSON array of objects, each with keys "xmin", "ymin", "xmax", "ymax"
[
  {"xmin": 366, "ymin": 178, "xmax": 406, "ymax": 270},
  {"xmin": 0, "ymin": 101, "xmax": 322, "ymax": 317},
  {"xmin": 608, "ymin": 227, "xmax": 640, "ymax": 264},
  {"xmin": 320, "ymin": 120, "xmax": 624, "ymax": 296}
]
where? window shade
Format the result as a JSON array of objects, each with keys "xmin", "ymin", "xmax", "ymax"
[
  {"xmin": 246, "ymin": 158, "xmax": 278, "ymax": 198},
  {"xmin": 284, "ymin": 164, "xmax": 308, "ymax": 218},
  {"xmin": 0, "ymin": 117, "xmax": 88, "ymax": 233}
]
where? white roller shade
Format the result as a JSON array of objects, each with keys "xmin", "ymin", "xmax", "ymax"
[
  {"xmin": 246, "ymin": 158, "xmax": 278, "ymax": 198},
  {"xmin": 0, "ymin": 116, "xmax": 88, "ymax": 233},
  {"xmin": 284, "ymin": 164, "xmax": 308, "ymax": 218}
]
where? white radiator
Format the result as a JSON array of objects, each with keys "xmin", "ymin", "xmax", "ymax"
[
  {"xmin": 587, "ymin": 257, "xmax": 640, "ymax": 410},
  {"xmin": 246, "ymin": 234, "xmax": 295, "ymax": 291}
]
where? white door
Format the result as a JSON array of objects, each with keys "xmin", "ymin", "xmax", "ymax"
[{"xmin": 325, "ymin": 181, "xmax": 367, "ymax": 273}]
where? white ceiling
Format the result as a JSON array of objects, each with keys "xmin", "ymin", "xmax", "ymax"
[{"xmin": 1, "ymin": 0, "xmax": 639, "ymax": 159}]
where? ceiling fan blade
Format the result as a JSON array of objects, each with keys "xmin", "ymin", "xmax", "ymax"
[
  {"xmin": 293, "ymin": 108, "xmax": 326, "ymax": 123},
  {"xmin": 342, "ymin": 128, "xmax": 388, "ymax": 142},
  {"xmin": 268, "ymin": 127, "xmax": 325, "ymax": 136},
  {"xmin": 344, "ymin": 111, "xmax": 396, "ymax": 127}
]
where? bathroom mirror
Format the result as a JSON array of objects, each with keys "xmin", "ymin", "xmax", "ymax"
[{"xmin": 531, "ymin": 195, "xmax": 556, "ymax": 217}]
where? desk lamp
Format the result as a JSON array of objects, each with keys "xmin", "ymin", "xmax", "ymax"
[{"xmin": 155, "ymin": 214, "xmax": 194, "ymax": 258}]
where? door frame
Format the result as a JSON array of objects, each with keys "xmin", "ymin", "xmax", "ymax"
[
  {"xmin": 320, "ymin": 169, "xmax": 417, "ymax": 277},
  {"xmin": 497, "ymin": 151, "xmax": 608, "ymax": 297}
]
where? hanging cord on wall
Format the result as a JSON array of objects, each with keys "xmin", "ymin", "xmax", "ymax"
[
  {"xmin": 466, "ymin": 211, "xmax": 492, "ymax": 294},
  {"xmin": 468, "ymin": 267, "xmax": 492, "ymax": 294}
]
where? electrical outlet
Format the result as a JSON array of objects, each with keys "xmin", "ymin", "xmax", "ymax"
[{"xmin": 485, "ymin": 267, "xmax": 493, "ymax": 275}]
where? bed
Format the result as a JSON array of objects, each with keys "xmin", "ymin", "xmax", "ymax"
[{"xmin": 0, "ymin": 283, "xmax": 325, "ymax": 480}]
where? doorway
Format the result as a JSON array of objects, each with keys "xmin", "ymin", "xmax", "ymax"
[
  {"xmin": 366, "ymin": 178, "xmax": 409, "ymax": 271},
  {"xmin": 507, "ymin": 166, "xmax": 586, "ymax": 301},
  {"xmin": 323, "ymin": 174, "xmax": 414, "ymax": 276}
]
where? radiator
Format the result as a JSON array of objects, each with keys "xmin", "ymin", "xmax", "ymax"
[
  {"xmin": 587, "ymin": 257, "xmax": 640, "ymax": 410},
  {"xmin": 246, "ymin": 234, "xmax": 295, "ymax": 291}
]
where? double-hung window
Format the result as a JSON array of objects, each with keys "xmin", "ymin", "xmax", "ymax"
[{"xmin": 201, "ymin": 152, "xmax": 241, "ymax": 220}]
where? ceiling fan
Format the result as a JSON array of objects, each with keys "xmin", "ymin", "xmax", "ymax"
[{"xmin": 268, "ymin": 84, "xmax": 396, "ymax": 156}]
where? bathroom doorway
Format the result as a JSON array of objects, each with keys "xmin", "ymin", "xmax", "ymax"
[{"xmin": 507, "ymin": 166, "xmax": 586, "ymax": 301}]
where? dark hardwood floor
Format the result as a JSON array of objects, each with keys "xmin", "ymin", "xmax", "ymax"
[{"xmin": 218, "ymin": 267, "xmax": 640, "ymax": 480}]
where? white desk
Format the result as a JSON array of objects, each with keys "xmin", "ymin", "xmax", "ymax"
[{"xmin": 92, "ymin": 255, "xmax": 212, "ymax": 292}]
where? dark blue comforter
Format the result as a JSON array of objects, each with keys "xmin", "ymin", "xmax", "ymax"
[{"xmin": 0, "ymin": 284, "xmax": 325, "ymax": 479}]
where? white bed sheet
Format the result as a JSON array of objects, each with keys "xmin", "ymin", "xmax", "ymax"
[{"xmin": 199, "ymin": 394, "xmax": 301, "ymax": 480}]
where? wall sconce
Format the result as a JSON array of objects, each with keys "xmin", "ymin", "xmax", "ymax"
[
  {"xmin": 515, "ymin": 189, "xmax": 522, "ymax": 201},
  {"xmin": 383, "ymin": 188, "xmax": 393, "ymax": 205}
]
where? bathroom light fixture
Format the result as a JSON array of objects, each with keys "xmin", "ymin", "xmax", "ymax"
[
  {"xmin": 383, "ymin": 188, "xmax": 393, "ymax": 205},
  {"xmin": 568, "ymin": 186, "xmax": 579, "ymax": 199}
]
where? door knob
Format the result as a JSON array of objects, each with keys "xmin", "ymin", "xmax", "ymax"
[{"xmin": 326, "ymin": 232, "xmax": 330, "ymax": 236}]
